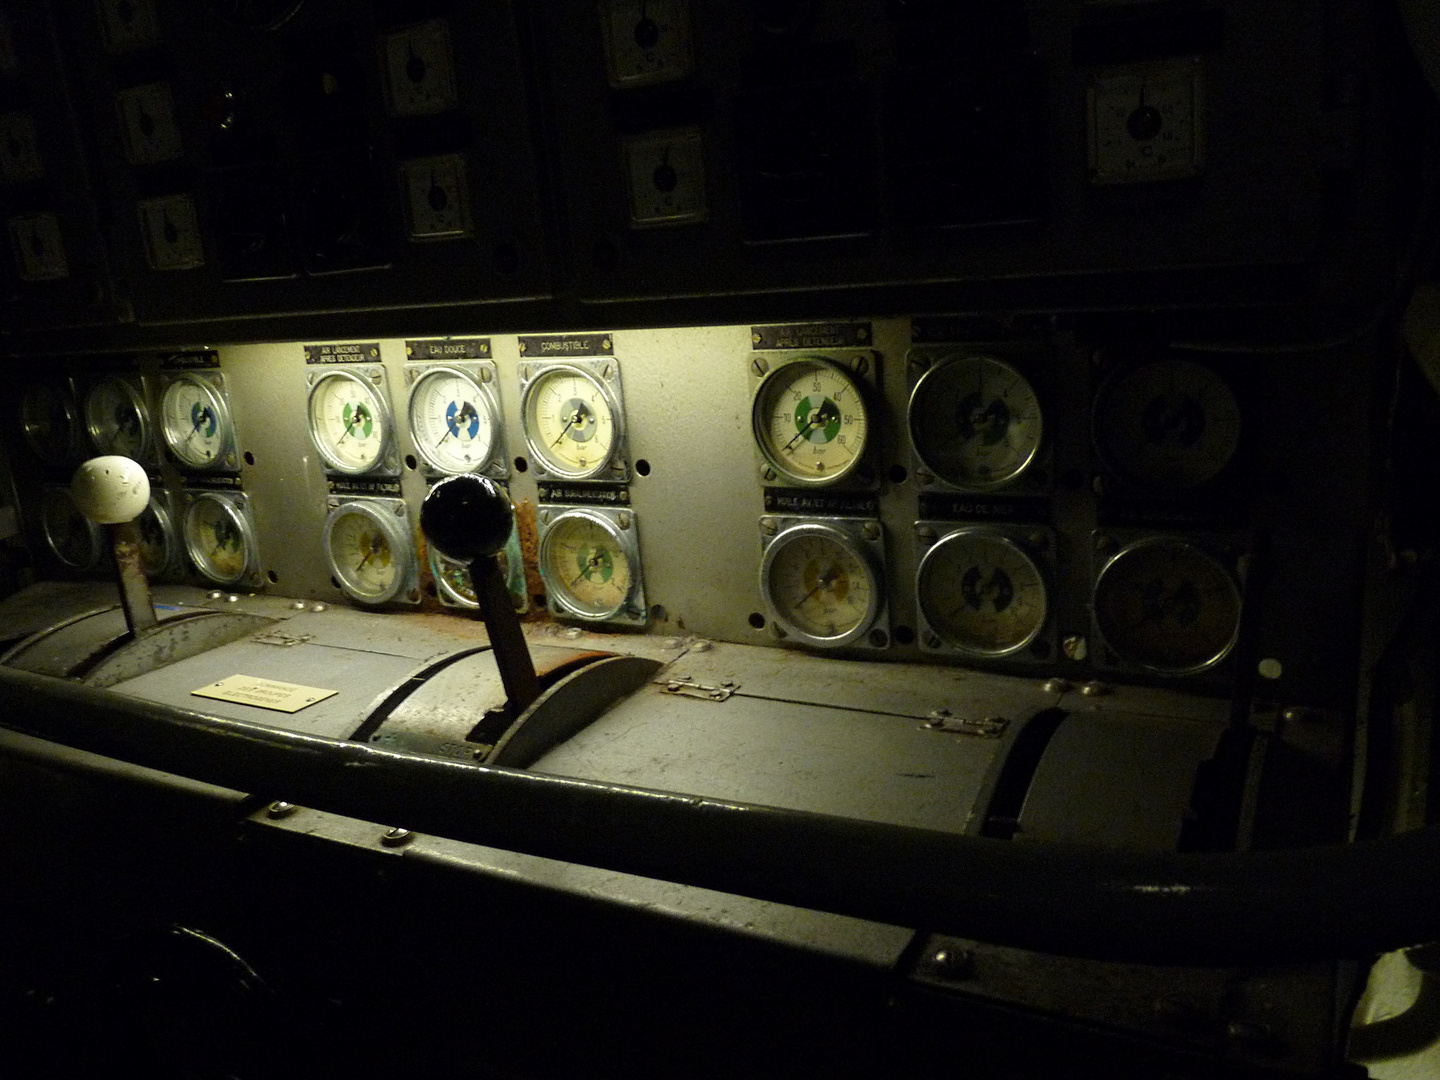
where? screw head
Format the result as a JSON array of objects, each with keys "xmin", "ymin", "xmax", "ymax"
[
  {"xmin": 1041, "ymin": 678, "xmax": 1072, "ymax": 694},
  {"xmin": 759, "ymin": 517, "xmax": 777, "ymax": 536},
  {"xmin": 380, "ymin": 826, "xmax": 413, "ymax": 847},
  {"xmin": 1062, "ymin": 635, "xmax": 1088, "ymax": 661},
  {"xmin": 862, "ymin": 522, "xmax": 881, "ymax": 542},
  {"xmin": 751, "ymin": 356, "xmax": 769, "ymax": 377},
  {"xmin": 761, "ymin": 465, "xmax": 777, "ymax": 482},
  {"xmin": 266, "ymin": 801, "xmax": 297, "ymax": 819},
  {"xmin": 851, "ymin": 355, "xmax": 869, "ymax": 377}
]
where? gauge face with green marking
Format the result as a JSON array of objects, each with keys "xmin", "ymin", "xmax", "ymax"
[
  {"xmin": 84, "ymin": 376, "xmax": 150, "ymax": 459},
  {"xmin": 908, "ymin": 355, "xmax": 1042, "ymax": 489},
  {"xmin": 760, "ymin": 521, "xmax": 881, "ymax": 648},
  {"xmin": 324, "ymin": 501, "xmax": 411, "ymax": 605},
  {"xmin": 521, "ymin": 365, "xmax": 620, "ymax": 480},
  {"xmin": 540, "ymin": 510, "xmax": 633, "ymax": 620},
  {"xmin": 308, "ymin": 369, "xmax": 390, "ymax": 475},
  {"xmin": 183, "ymin": 492, "xmax": 253, "ymax": 586},
  {"xmin": 753, "ymin": 357, "xmax": 868, "ymax": 486},
  {"xmin": 917, "ymin": 529, "xmax": 1047, "ymax": 657},
  {"xmin": 161, "ymin": 373, "xmax": 233, "ymax": 470}
]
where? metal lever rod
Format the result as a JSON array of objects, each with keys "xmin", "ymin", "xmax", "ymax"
[{"xmin": 71, "ymin": 456, "xmax": 158, "ymax": 640}]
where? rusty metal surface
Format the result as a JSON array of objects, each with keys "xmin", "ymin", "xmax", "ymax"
[
  {"xmin": 83, "ymin": 611, "xmax": 276, "ymax": 689},
  {"xmin": 1, "ymin": 604, "xmax": 199, "ymax": 678},
  {"xmin": 109, "ymin": 519, "xmax": 159, "ymax": 639}
]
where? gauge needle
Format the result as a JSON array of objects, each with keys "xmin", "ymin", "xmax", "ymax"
[
  {"xmin": 551, "ymin": 406, "xmax": 587, "ymax": 447},
  {"xmin": 437, "ymin": 402, "xmax": 476, "ymax": 448},
  {"xmin": 797, "ymin": 565, "xmax": 840, "ymax": 607},
  {"xmin": 784, "ymin": 400, "xmax": 837, "ymax": 452},
  {"xmin": 570, "ymin": 548, "xmax": 605, "ymax": 586},
  {"xmin": 183, "ymin": 407, "xmax": 212, "ymax": 445},
  {"xmin": 337, "ymin": 404, "xmax": 368, "ymax": 445}
]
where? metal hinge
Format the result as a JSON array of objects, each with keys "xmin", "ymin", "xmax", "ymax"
[
  {"xmin": 923, "ymin": 711, "xmax": 1008, "ymax": 738},
  {"xmin": 253, "ymin": 629, "xmax": 314, "ymax": 648},
  {"xmin": 660, "ymin": 675, "xmax": 738, "ymax": 702}
]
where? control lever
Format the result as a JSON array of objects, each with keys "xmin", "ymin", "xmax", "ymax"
[
  {"xmin": 420, "ymin": 474, "xmax": 541, "ymax": 717},
  {"xmin": 70, "ymin": 455, "xmax": 159, "ymax": 640}
]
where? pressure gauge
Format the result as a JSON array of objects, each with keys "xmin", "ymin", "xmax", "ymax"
[
  {"xmin": 323, "ymin": 499, "xmax": 416, "ymax": 606},
  {"xmin": 136, "ymin": 495, "xmax": 178, "ymax": 576},
  {"xmin": 40, "ymin": 486, "xmax": 102, "ymax": 569},
  {"xmin": 183, "ymin": 491, "xmax": 257, "ymax": 586},
  {"xmin": 520, "ymin": 364, "xmax": 624, "ymax": 481},
  {"xmin": 917, "ymin": 528, "xmax": 1047, "ymax": 657},
  {"xmin": 1092, "ymin": 358, "xmax": 1241, "ymax": 491},
  {"xmin": 1093, "ymin": 536, "xmax": 1241, "ymax": 674},
  {"xmin": 20, "ymin": 382, "xmax": 78, "ymax": 460},
  {"xmin": 538, "ymin": 508, "xmax": 644, "ymax": 623},
  {"xmin": 307, "ymin": 368, "xmax": 393, "ymax": 475},
  {"xmin": 429, "ymin": 546, "xmax": 478, "ymax": 609},
  {"xmin": 908, "ymin": 355, "xmax": 1042, "ymax": 490},
  {"xmin": 1088, "ymin": 60, "xmax": 1203, "ymax": 185},
  {"xmin": 760, "ymin": 520, "xmax": 882, "ymax": 649},
  {"xmin": 84, "ymin": 375, "xmax": 150, "ymax": 459},
  {"xmin": 752, "ymin": 356, "xmax": 870, "ymax": 486},
  {"xmin": 160, "ymin": 372, "xmax": 236, "ymax": 471},
  {"xmin": 407, "ymin": 365, "xmax": 503, "ymax": 476}
]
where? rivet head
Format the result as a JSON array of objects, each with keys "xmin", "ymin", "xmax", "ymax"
[
  {"xmin": 380, "ymin": 827, "xmax": 413, "ymax": 847},
  {"xmin": 266, "ymin": 801, "xmax": 297, "ymax": 819}
]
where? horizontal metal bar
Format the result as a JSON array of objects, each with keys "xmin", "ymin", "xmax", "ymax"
[{"xmin": 1, "ymin": 664, "xmax": 1436, "ymax": 967}]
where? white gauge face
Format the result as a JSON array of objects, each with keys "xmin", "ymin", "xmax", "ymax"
[
  {"xmin": 308, "ymin": 370, "xmax": 390, "ymax": 475},
  {"xmin": 909, "ymin": 356, "xmax": 1042, "ymax": 489},
  {"xmin": 1089, "ymin": 64, "xmax": 1202, "ymax": 185},
  {"xmin": 522, "ymin": 367, "xmax": 619, "ymax": 479},
  {"xmin": 918, "ymin": 530, "xmax": 1047, "ymax": 657},
  {"xmin": 135, "ymin": 498, "xmax": 175, "ymax": 576},
  {"xmin": 41, "ymin": 487, "xmax": 101, "ymax": 569},
  {"xmin": 183, "ymin": 494, "xmax": 252, "ymax": 585},
  {"xmin": 761, "ymin": 523, "xmax": 880, "ymax": 647},
  {"xmin": 325, "ymin": 503, "xmax": 409, "ymax": 605},
  {"xmin": 541, "ymin": 512, "xmax": 632, "ymax": 619},
  {"xmin": 1093, "ymin": 359, "xmax": 1241, "ymax": 490},
  {"xmin": 84, "ymin": 376, "xmax": 150, "ymax": 458},
  {"xmin": 21, "ymin": 383, "xmax": 76, "ymax": 460},
  {"xmin": 161, "ymin": 374, "xmax": 232, "ymax": 469},
  {"xmin": 429, "ymin": 547, "xmax": 478, "ymax": 609},
  {"xmin": 753, "ymin": 358, "xmax": 868, "ymax": 486},
  {"xmin": 408, "ymin": 368, "xmax": 499, "ymax": 475}
]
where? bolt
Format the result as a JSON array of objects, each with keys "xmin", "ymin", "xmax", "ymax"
[
  {"xmin": 394, "ymin": 503, "xmax": 406, "ymax": 516},
  {"xmin": 380, "ymin": 826, "xmax": 413, "ymax": 847},
  {"xmin": 479, "ymin": 367, "xmax": 492, "ymax": 383},
  {"xmin": 1041, "ymin": 678, "xmax": 1072, "ymax": 694},
  {"xmin": 539, "ymin": 509, "xmax": 550, "ymax": 525},
  {"xmin": 266, "ymin": 801, "xmax": 297, "ymax": 819},
  {"xmin": 226, "ymin": 594, "xmax": 239, "ymax": 603},
  {"xmin": 518, "ymin": 341, "xmax": 528, "ymax": 354},
  {"xmin": 915, "ymin": 524, "xmax": 937, "ymax": 544},
  {"xmin": 310, "ymin": 603, "xmax": 327, "ymax": 612},
  {"xmin": 761, "ymin": 465, "xmax": 777, "ymax": 482},
  {"xmin": 851, "ymin": 355, "xmax": 869, "ymax": 377},
  {"xmin": 616, "ymin": 511, "xmax": 631, "ymax": 530},
  {"xmin": 208, "ymin": 590, "xmax": 224, "ymax": 600},
  {"xmin": 1062, "ymin": 635, "xmax": 1088, "ymax": 661},
  {"xmin": 751, "ymin": 357, "xmax": 769, "ymax": 377},
  {"xmin": 862, "ymin": 522, "xmax": 881, "ymax": 542},
  {"xmin": 759, "ymin": 517, "xmax": 777, "ymax": 537},
  {"xmin": 601, "ymin": 338, "xmax": 613, "ymax": 352},
  {"xmin": 602, "ymin": 363, "xmax": 614, "ymax": 379},
  {"xmin": 931, "ymin": 947, "xmax": 974, "ymax": 979},
  {"xmin": 1080, "ymin": 680, "xmax": 1110, "ymax": 697},
  {"xmin": 751, "ymin": 332, "xmax": 763, "ymax": 347},
  {"xmin": 291, "ymin": 601, "xmax": 307, "ymax": 611}
]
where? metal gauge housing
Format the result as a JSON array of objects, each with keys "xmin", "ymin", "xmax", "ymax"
[
  {"xmin": 917, "ymin": 527, "xmax": 1048, "ymax": 658},
  {"xmin": 1092, "ymin": 358, "xmax": 1241, "ymax": 491},
  {"xmin": 407, "ymin": 364, "xmax": 505, "ymax": 477},
  {"xmin": 160, "ymin": 372, "xmax": 236, "ymax": 471},
  {"xmin": 40, "ymin": 486, "xmax": 102, "ymax": 570},
  {"xmin": 20, "ymin": 382, "xmax": 79, "ymax": 461},
  {"xmin": 752, "ymin": 355, "xmax": 871, "ymax": 487},
  {"xmin": 307, "ymin": 367, "xmax": 394, "ymax": 476},
  {"xmin": 324, "ymin": 499, "xmax": 418, "ymax": 607},
  {"xmin": 84, "ymin": 375, "xmax": 151, "ymax": 459},
  {"xmin": 538, "ymin": 507, "xmax": 645, "ymax": 624},
  {"xmin": 1093, "ymin": 536, "xmax": 1242, "ymax": 675},
  {"xmin": 760, "ymin": 520, "xmax": 885, "ymax": 649},
  {"xmin": 183, "ymin": 491, "xmax": 258, "ymax": 587},
  {"xmin": 136, "ymin": 495, "xmax": 179, "ymax": 577},
  {"xmin": 908, "ymin": 354, "xmax": 1042, "ymax": 490},
  {"xmin": 429, "ymin": 546, "xmax": 478, "ymax": 609},
  {"xmin": 520, "ymin": 362, "xmax": 626, "ymax": 481}
]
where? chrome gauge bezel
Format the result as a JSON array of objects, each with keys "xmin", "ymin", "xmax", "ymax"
[
  {"xmin": 759, "ymin": 519, "xmax": 886, "ymax": 650},
  {"xmin": 136, "ymin": 495, "xmax": 179, "ymax": 577},
  {"xmin": 751, "ymin": 354, "xmax": 872, "ymax": 488},
  {"xmin": 83, "ymin": 375, "xmax": 151, "ymax": 459},
  {"xmin": 20, "ymin": 381, "xmax": 80, "ymax": 461},
  {"xmin": 907, "ymin": 353, "xmax": 1043, "ymax": 491},
  {"xmin": 405, "ymin": 362, "xmax": 507, "ymax": 478},
  {"xmin": 537, "ymin": 506, "xmax": 646, "ymax": 624},
  {"xmin": 1092, "ymin": 534, "xmax": 1243, "ymax": 676},
  {"xmin": 306, "ymin": 366, "xmax": 396, "ymax": 476},
  {"xmin": 160, "ymin": 371, "xmax": 237, "ymax": 471},
  {"xmin": 40, "ymin": 485, "xmax": 103, "ymax": 570},
  {"xmin": 428, "ymin": 545, "xmax": 478, "ymax": 609},
  {"xmin": 182, "ymin": 491, "xmax": 258, "ymax": 587},
  {"xmin": 915, "ymin": 526, "xmax": 1049, "ymax": 658},
  {"xmin": 519, "ymin": 361, "xmax": 628, "ymax": 482},
  {"xmin": 323, "ymin": 498, "xmax": 418, "ymax": 607}
]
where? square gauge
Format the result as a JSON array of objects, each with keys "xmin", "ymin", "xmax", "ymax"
[
  {"xmin": 138, "ymin": 194, "xmax": 205, "ymax": 270},
  {"xmin": 382, "ymin": 19, "xmax": 457, "ymax": 117},
  {"xmin": 8, "ymin": 212, "xmax": 67, "ymax": 281},
  {"xmin": 1087, "ymin": 59, "xmax": 1203, "ymax": 185},
  {"xmin": 116, "ymin": 82, "xmax": 184, "ymax": 165},
  {"xmin": 600, "ymin": 0, "xmax": 693, "ymax": 88},
  {"xmin": 400, "ymin": 155, "xmax": 472, "ymax": 240},
  {"xmin": 624, "ymin": 128, "xmax": 706, "ymax": 227},
  {"xmin": 0, "ymin": 112, "xmax": 43, "ymax": 182}
]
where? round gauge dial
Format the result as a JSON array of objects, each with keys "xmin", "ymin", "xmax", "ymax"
[
  {"xmin": 908, "ymin": 355, "xmax": 1042, "ymax": 489},
  {"xmin": 1092, "ymin": 359, "xmax": 1242, "ymax": 490},
  {"xmin": 918, "ymin": 529, "xmax": 1048, "ymax": 657},
  {"xmin": 521, "ymin": 366, "xmax": 620, "ymax": 480},
  {"xmin": 760, "ymin": 522, "xmax": 881, "ymax": 648},
  {"xmin": 752, "ymin": 357, "xmax": 869, "ymax": 486},
  {"xmin": 161, "ymin": 374, "xmax": 233, "ymax": 470},
  {"xmin": 324, "ymin": 502, "xmax": 412, "ymax": 605},
  {"xmin": 408, "ymin": 367, "xmax": 500, "ymax": 475},
  {"xmin": 41, "ymin": 487, "xmax": 102, "ymax": 570},
  {"xmin": 183, "ymin": 493, "xmax": 254, "ymax": 586},
  {"xmin": 84, "ymin": 376, "xmax": 150, "ymax": 459},
  {"xmin": 428, "ymin": 546, "xmax": 478, "ymax": 609},
  {"xmin": 136, "ymin": 497, "xmax": 177, "ymax": 576},
  {"xmin": 20, "ymin": 383, "xmax": 77, "ymax": 460},
  {"xmin": 307, "ymin": 369, "xmax": 391, "ymax": 475},
  {"xmin": 1094, "ymin": 537, "xmax": 1242, "ymax": 674},
  {"xmin": 540, "ymin": 510, "xmax": 634, "ymax": 620}
]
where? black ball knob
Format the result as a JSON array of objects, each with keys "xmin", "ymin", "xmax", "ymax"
[{"xmin": 420, "ymin": 474, "xmax": 514, "ymax": 564}]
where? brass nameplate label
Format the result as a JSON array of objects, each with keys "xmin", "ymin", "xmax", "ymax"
[{"xmin": 192, "ymin": 675, "xmax": 338, "ymax": 714}]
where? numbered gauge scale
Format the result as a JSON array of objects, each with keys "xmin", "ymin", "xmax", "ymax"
[
  {"xmin": 83, "ymin": 375, "xmax": 151, "ymax": 460},
  {"xmin": 182, "ymin": 491, "xmax": 259, "ymax": 587},
  {"xmin": 537, "ymin": 506, "xmax": 645, "ymax": 625},
  {"xmin": 752, "ymin": 354, "xmax": 872, "ymax": 487},
  {"xmin": 160, "ymin": 371, "xmax": 238, "ymax": 472},
  {"xmin": 306, "ymin": 366, "xmax": 396, "ymax": 476},
  {"xmin": 759, "ymin": 519, "xmax": 887, "ymax": 650},
  {"xmin": 40, "ymin": 486, "xmax": 103, "ymax": 570},
  {"xmin": 324, "ymin": 498, "xmax": 419, "ymax": 606},
  {"xmin": 908, "ymin": 353, "xmax": 1044, "ymax": 491},
  {"xmin": 915, "ymin": 526, "xmax": 1050, "ymax": 659},
  {"xmin": 20, "ymin": 381, "xmax": 80, "ymax": 462},
  {"xmin": 406, "ymin": 362, "xmax": 507, "ymax": 477},
  {"xmin": 519, "ymin": 360, "xmax": 628, "ymax": 481}
]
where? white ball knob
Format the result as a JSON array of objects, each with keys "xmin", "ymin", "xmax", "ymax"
[{"xmin": 71, "ymin": 456, "xmax": 150, "ymax": 525}]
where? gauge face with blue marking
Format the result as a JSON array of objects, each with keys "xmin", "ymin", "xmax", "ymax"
[
  {"xmin": 183, "ymin": 492, "xmax": 254, "ymax": 586},
  {"xmin": 161, "ymin": 373, "xmax": 233, "ymax": 470},
  {"xmin": 84, "ymin": 376, "xmax": 150, "ymax": 459},
  {"xmin": 408, "ymin": 367, "xmax": 499, "ymax": 475}
]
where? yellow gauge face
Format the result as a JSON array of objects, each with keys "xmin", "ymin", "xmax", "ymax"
[
  {"xmin": 523, "ymin": 367, "xmax": 618, "ymax": 479},
  {"xmin": 135, "ymin": 500, "xmax": 173, "ymax": 576},
  {"xmin": 308, "ymin": 371, "xmax": 389, "ymax": 474},
  {"xmin": 541, "ymin": 513, "xmax": 632, "ymax": 619},
  {"xmin": 161, "ymin": 375, "xmax": 230, "ymax": 469},
  {"xmin": 762, "ymin": 525, "xmax": 878, "ymax": 646},
  {"xmin": 408, "ymin": 368, "xmax": 498, "ymax": 474},
  {"xmin": 1094, "ymin": 538, "xmax": 1241, "ymax": 673},
  {"xmin": 918, "ymin": 531, "xmax": 1047, "ymax": 656},
  {"xmin": 326, "ymin": 507, "xmax": 403, "ymax": 603},
  {"xmin": 753, "ymin": 358, "xmax": 868, "ymax": 485},
  {"xmin": 41, "ymin": 487, "xmax": 99, "ymax": 569},
  {"xmin": 184, "ymin": 495, "xmax": 250, "ymax": 585},
  {"xmin": 909, "ymin": 356, "xmax": 1042, "ymax": 489},
  {"xmin": 85, "ymin": 376, "xmax": 149, "ymax": 458},
  {"xmin": 21, "ymin": 383, "xmax": 75, "ymax": 459}
]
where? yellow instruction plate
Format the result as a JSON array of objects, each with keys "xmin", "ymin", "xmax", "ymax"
[{"xmin": 191, "ymin": 674, "xmax": 338, "ymax": 714}]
